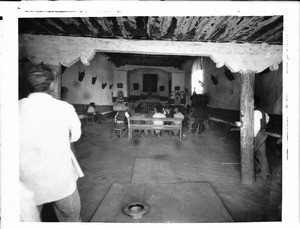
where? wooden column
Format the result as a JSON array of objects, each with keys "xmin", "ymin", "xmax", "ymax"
[{"xmin": 240, "ymin": 71, "xmax": 255, "ymax": 185}]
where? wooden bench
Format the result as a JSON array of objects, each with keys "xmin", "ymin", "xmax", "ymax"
[{"xmin": 128, "ymin": 117, "xmax": 183, "ymax": 141}]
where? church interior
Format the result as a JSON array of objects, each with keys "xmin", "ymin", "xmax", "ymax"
[{"xmin": 18, "ymin": 16, "xmax": 283, "ymax": 222}]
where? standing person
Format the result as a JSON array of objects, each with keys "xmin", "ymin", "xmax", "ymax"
[
  {"xmin": 19, "ymin": 64, "xmax": 83, "ymax": 222},
  {"xmin": 87, "ymin": 102, "xmax": 106, "ymax": 123},
  {"xmin": 254, "ymin": 95, "xmax": 270, "ymax": 179},
  {"xmin": 191, "ymin": 99, "xmax": 209, "ymax": 134}
]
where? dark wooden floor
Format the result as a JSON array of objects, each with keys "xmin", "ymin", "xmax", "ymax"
[
  {"xmin": 40, "ymin": 120, "xmax": 282, "ymax": 222},
  {"xmin": 91, "ymin": 182, "xmax": 233, "ymax": 223}
]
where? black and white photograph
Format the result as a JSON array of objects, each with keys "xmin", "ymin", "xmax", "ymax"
[{"xmin": 0, "ymin": 1, "xmax": 299, "ymax": 229}]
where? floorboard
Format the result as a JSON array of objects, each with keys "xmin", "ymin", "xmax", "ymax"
[
  {"xmin": 90, "ymin": 182, "xmax": 233, "ymax": 223},
  {"xmin": 132, "ymin": 158, "xmax": 179, "ymax": 183}
]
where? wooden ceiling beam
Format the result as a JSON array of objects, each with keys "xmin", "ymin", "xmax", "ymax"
[
  {"xmin": 19, "ymin": 33, "xmax": 282, "ymax": 73},
  {"xmin": 116, "ymin": 65, "xmax": 184, "ymax": 73}
]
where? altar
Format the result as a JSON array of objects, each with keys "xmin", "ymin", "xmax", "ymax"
[{"xmin": 132, "ymin": 99, "xmax": 168, "ymax": 112}]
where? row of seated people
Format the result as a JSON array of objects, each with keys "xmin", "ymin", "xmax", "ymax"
[
  {"xmin": 113, "ymin": 102, "xmax": 208, "ymax": 138},
  {"xmin": 138, "ymin": 105, "xmax": 184, "ymax": 138}
]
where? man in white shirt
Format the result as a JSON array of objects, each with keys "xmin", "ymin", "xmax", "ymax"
[
  {"xmin": 254, "ymin": 95, "xmax": 270, "ymax": 180},
  {"xmin": 152, "ymin": 105, "xmax": 166, "ymax": 137},
  {"xmin": 19, "ymin": 64, "xmax": 82, "ymax": 221},
  {"xmin": 173, "ymin": 108, "xmax": 184, "ymax": 137}
]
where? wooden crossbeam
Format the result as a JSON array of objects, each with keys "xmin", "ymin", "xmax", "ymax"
[{"xmin": 20, "ymin": 34, "xmax": 282, "ymax": 73}]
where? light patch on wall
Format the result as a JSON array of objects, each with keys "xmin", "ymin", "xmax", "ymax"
[
  {"xmin": 191, "ymin": 69, "xmax": 204, "ymax": 94},
  {"xmin": 83, "ymin": 92, "xmax": 91, "ymax": 100}
]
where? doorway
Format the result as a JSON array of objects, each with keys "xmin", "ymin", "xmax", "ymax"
[{"xmin": 143, "ymin": 74, "xmax": 158, "ymax": 94}]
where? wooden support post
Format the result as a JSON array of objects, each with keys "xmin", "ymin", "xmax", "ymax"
[{"xmin": 240, "ymin": 71, "xmax": 255, "ymax": 185}]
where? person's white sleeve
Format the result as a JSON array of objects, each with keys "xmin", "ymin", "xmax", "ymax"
[
  {"xmin": 125, "ymin": 111, "xmax": 130, "ymax": 118},
  {"xmin": 180, "ymin": 113, "xmax": 185, "ymax": 119},
  {"xmin": 254, "ymin": 110, "xmax": 262, "ymax": 137},
  {"xmin": 266, "ymin": 113, "xmax": 270, "ymax": 124},
  {"xmin": 114, "ymin": 112, "xmax": 119, "ymax": 120},
  {"xmin": 69, "ymin": 105, "xmax": 82, "ymax": 142},
  {"xmin": 20, "ymin": 182, "xmax": 41, "ymax": 222}
]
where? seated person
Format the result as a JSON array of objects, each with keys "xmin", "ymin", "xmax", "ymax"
[
  {"xmin": 87, "ymin": 102, "xmax": 106, "ymax": 123},
  {"xmin": 163, "ymin": 106, "xmax": 173, "ymax": 136},
  {"xmin": 135, "ymin": 103, "xmax": 142, "ymax": 113},
  {"xmin": 184, "ymin": 106, "xmax": 195, "ymax": 129},
  {"xmin": 123, "ymin": 103, "xmax": 146, "ymax": 137},
  {"xmin": 163, "ymin": 106, "xmax": 171, "ymax": 117},
  {"xmin": 151, "ymin": 105, "xmax": 166, "ymax": 138},
  {"xmin": 173, "ymin": 108, "xmax": 185, "ymax": 137},
  {"xmin": 182, "ymin": 105, "xmax": 192, "ymax": 129},
  {"xmin": 124, "ymin": 102, "xmax": 133, "ymax": 116},
  {"xmin": 114, "ymin": 106, "xmax": 130, "ymax": 132},
  {"xmin": 169, "ymin": 107, "xmax": 176, "ymax": 118}
]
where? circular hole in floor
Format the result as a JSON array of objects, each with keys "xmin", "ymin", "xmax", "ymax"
[{"xmin": 128, "ymin": 204, "xmax": 144, "ymax": 212}]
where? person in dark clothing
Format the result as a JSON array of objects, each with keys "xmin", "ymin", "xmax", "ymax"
[
  {"xmin": 184, "ymin": 104, "xmax": 192, "ymax": 116},
  {"xmin": 113, "ymin": 103, "xmax": 133, "ymax": 132},
  {"xmin": 190, "ymin": 91, "xmax": 197, "ymax": 107},
  {"xmin": 191, "ymin": 100, "xmax": 209, "ymax": 134}
]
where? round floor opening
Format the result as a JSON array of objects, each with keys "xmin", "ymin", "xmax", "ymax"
[
  {"xmin": 123, "ymin": 201, "xmax": 149, "ymax": 220},
  {"xmin": 129, "ymin": 204, "xmax": 144, "ymax": 212}
]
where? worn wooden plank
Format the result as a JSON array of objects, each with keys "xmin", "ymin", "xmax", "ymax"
[
  {"xmin": 89, "ymin": 183, "xmax": 124, "ymax": 222},
  {"xmin": 138, "ymin": 183, "xmax": 163, "ymax": 222},
  {"xmin": 158, "ymin": 183, "xmax": 183, "ymax": 222},
  {"xmin": 131, "ymin": 158, "xmax": 148, "ymax": 183},
  {"xmin": 191, "ymin": 182, "xmax": 233, "ymax": 222},
  {"xmin": 159, "ymin": 161, "xmax": 179, "ymax": 183},
  {"xmin": 114, "ymin": 183, "xmax": 146, "ymax": 222},
  {"xmin": 90, "ymin": 183, "xmax": 146, "ymax": 222},
  {"xmin": 90, "ymin": 182, "xmax": 233, "ymax": 222},
  {"xmin": 240, "ymin": 71, "xmax": 255, "ymax": 184},
  {"xmin": 132, "ymin": 158, "xmax": 178, "ymax": 183},
  {"xmin": 171, "ymin": 182, "xmax": 207, "ymax": 222}
]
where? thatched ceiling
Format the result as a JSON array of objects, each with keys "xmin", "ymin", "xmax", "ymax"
[{"xmin": 19, "ymin": 16, "xmax": 283, "ymax": 69}]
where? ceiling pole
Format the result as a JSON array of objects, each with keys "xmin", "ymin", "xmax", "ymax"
[{"xmin": 239, "ymin": 71, "xmax": 255, "ymax": 185}]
